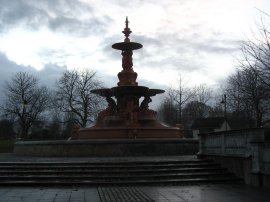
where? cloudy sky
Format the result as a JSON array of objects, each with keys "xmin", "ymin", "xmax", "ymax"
[{"xmin": 0, "ymin": 0, "xmax": 270, "ymax": 101}]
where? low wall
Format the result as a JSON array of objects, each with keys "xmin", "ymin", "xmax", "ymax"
[
  {"xmin": 203, "ymin": 155, "xmax": 252, "ymax": 185},
  {"xmin": 14, "ymin": 138, "xmax": 199, "ymax": 157},
  {"xmin": 198, "ymin": 128, "xmax": 270, "ymax": 188}
]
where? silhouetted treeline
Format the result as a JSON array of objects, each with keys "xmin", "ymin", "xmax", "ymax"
[
  {"xmin": 158, "ymin": 21, "xmax": 270, "ymax": 130},
  {"xmin": 0, "ymin": 70, "xmax": 105, "ymax": 140}
]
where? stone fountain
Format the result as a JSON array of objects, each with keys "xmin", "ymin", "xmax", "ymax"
[
  {"xmin": 13, "ymin": 19, "xmax": 196, "ymax": 157},
  {"xmin": 75, "ymin": 18, "xmax": 182, "ymax": 139}
]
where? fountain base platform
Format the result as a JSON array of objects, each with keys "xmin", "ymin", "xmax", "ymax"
[
  {"xmin": 13, "ymin": 138, "xmax": 198, "ymax": 157},
  {"xmin": 75, "ymin": 126, "xmax": 182, "ymax": 139}
]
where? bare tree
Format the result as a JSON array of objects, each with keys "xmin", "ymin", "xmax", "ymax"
[
  {"xmin": 225, "ymin": 68, "xmax": 270, "ymax": 127},
  {"xmin": 55, "ymin": 70, "xmax": 104, "ymax": 128},
  {"xmin": 183, "ymin": 101, "xmax": 212, "ymax": 119},
  {"xmin": 167, "ymin": 75, "xmax": 196, "ymax": 123},
  {"xmin": 182, "ymin": 101, "xmax": 213, "ymax": 127},
  {"xmin": 158, "ymin": 75, "xmax": 208, "ymax": 126},
  {"xmin": 1, "ymin": 72, "xmax": 50, "ymax": 139},
  {"xmin": 221, "ymin": 19, "xmax": 270, "ymax": 128},
  {"xmin": 158, "ymin": 97, "xmax": 177, "ymax": 126},
  {"xmin": 240, "ymin": 21, "xmax": 270, "ymax": 90},
  {"xmin": 194, "ymin": 84, "xmax": 212, "ymax": 105}
]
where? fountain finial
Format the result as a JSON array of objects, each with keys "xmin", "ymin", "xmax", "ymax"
[
  {"xmin": 125, "ymin": 16, "xmax": 129, "ymax": 28},
  {"xmin": 122, "ymin": 16, "xmax": 132, "ymax": 42},
  {"xmin": 112, "ymin": 17, "xmax": 142, "ymax": 50}
]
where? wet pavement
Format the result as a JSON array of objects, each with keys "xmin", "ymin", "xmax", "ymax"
[
  {"xmin": 0, "ymin": 153, "xmax": 269, "ymax": 201},
  {"xmin": 0, "ymin": 184, "xmax": 269, "ymax": 202}
]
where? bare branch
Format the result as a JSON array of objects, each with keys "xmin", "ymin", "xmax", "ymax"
[{"xmin": 55, "ymin": 70, "xmax": 104, "ymax": 127}]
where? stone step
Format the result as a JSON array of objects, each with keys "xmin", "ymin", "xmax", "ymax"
[
  {"xmin": 0, "ymin": 171, "xmax": 232, "ymax": 178},
  {"xmin": 0, "ymin": 163, "xmax": 220, "ymax": 170},
  {"xmin": 0, "ymin": 159, "xmax": 212, "ymax": 166},
  {"xmin": 0, "ymin": 173, "xmax": 239, "ymax": 186},
  {"xmin": 0, "ymin": 158, "xmax": 241, "ymax": 185},
  {"xmin": 0, "ymin": 167, "xmax": 227, "ymax": 175},
  {"xmin": 0, "ymin": 177, "xmax": 241, "ymax": 186}
]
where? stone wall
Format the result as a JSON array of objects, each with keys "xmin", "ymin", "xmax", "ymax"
[
  {"xmin": 14, "ymin": 139, "xmax": 199, "ymax": 157},
  {"xmin": 198, "ymin": 128, "xmax": 270, "ymax": 188}
]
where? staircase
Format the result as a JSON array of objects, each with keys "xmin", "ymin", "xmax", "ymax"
[{"xmin": 0, "ymin": 158, "xmax": 241, "ymax": 185}]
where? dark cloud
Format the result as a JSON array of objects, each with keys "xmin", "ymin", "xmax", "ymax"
[
  {"xmin": 35, "ymin": 64, "xmax": 67, "ymax": 88},
  {"xmin": 48, "ymin": 16, "xmax": 108, "ymax": 37},
  {"xmin": 0, "ymin": 52, "xmax": 67, "ymax": 103},
  {"xmin": 98, "ymin": 28, "xmax": 240, "ymax": 78},
  {"xmin": 44, "ymin": 0, "xmax": 93, "ymax": 15},
  {"xmin": 0, "ymin": 0, "xmax": 112, "ymax": 36},
  {"xmin": 0, "ymin": 0, "xmax": 49, "ymax": 31},
  {"xmin": 0, "ymin": 53, "xmax": 33, "ymax": 104},
  {"xmin": 99, "ymin": 35, "xmax": 123, "ymax": 63},
  {"xmin": 129, "ymin": 33, "xmax": 240, "ymax": 73},
  {"xmin": 0, "ymin": 53, "xmax": 34, "ymax": 82},
  {"xmin": 45, "ymin": 0, "xmax": 112, "ymax": 37},
  {"xmin": 156, "ymin": 33, "xmax": 241, "ymax": 55}
]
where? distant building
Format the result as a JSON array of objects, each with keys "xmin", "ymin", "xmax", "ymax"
[{"xmin": 191, "ymin": 117, "xmax": 230, "ymax": 138}]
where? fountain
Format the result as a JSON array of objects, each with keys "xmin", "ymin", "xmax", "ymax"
[
  {"xmin": 75, "ymin": 17, "xmax": 182, "ymax": 139},
  {"xmin": 14, "ymin": 19, "xmax": 197, "ymax": 157}
]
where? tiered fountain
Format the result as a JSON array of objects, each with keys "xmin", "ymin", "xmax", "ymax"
[
  {"xmin": 75, "ymin": 18, "xmax": 182, "ymax": 139},
  {"xmin": 14, "ymin": 19, "xmax": 197, "ymax": 157}
]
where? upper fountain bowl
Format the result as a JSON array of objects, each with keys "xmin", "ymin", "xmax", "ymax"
[{"xmin": 112, "ymin": 42, "xmax": 143, "ymax": 50}]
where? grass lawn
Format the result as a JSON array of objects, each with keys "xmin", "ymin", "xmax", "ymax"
[{"xmin": 0, "ymin": 139, "xmax": 15, "ymax": 153}]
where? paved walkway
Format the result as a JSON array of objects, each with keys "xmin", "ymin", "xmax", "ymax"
[
  {"xmin": 0, "ymin": 184, "xmax": 269, "ymax": 202},
  {"xmin": 0, "ymin": 153, "xmax": 269, "ymax": 201}
]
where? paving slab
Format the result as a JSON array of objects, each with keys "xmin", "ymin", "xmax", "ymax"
[{"xmin": 0, "ymin": 184, "xmax": 269, "ymax": 202}]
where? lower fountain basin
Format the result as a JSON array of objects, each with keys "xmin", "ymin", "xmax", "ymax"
[{"xmin": 91, "ymin": 86, "xmax": 164, "ymax": 98}]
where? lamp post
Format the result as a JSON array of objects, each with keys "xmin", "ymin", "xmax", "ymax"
[{"xmin": 220, "ymin": 94, "xmax": 227, "ymax": 131}]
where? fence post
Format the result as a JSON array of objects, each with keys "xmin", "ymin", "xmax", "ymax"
[{"xmin": 197, "ymin": 133, "xmax": 204, "ymax": 158}]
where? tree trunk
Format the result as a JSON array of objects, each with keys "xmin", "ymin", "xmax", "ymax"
[{"xmin": 21, "ymin": 125, "xmax": 28, "ymax": 140}]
